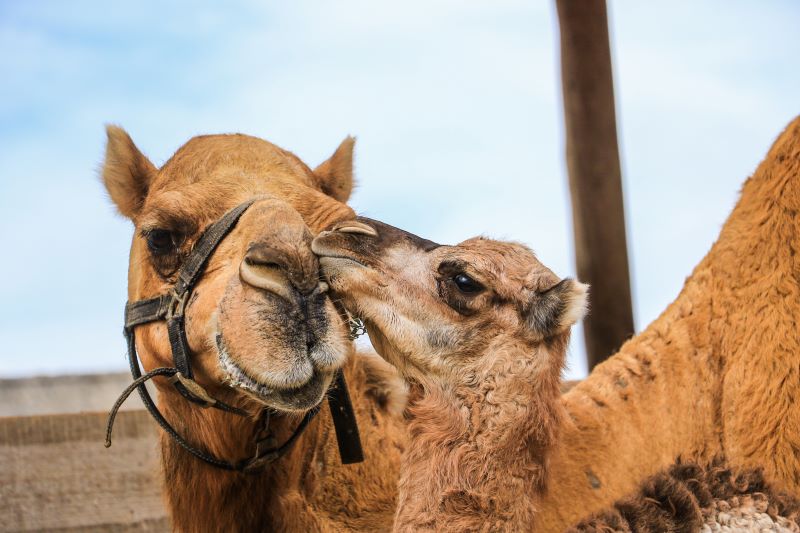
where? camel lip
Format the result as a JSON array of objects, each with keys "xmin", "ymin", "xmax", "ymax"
[
  {"xmin": 215, "ymin": 334, "xmax": 331, "ymax": 412},
  {"xmin": 312, "ymin": 238, "xmax": 368, "ymax": 268},
  {"xmin": 319, "ymin": 255, "xmax": 368, "ymax": 269}
]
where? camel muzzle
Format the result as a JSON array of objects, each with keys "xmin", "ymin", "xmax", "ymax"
[{"xmin": 104, "ymin": 199, "xmax": 365, "ymax": 472}]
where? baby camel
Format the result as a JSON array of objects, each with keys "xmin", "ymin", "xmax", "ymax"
[{"xmin": 312, "ymin": 218, "xmax": 587, "ymax": 532}]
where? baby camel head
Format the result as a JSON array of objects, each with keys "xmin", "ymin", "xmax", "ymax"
[{"xmin": 312, "ymin": 218, "xmax": 588, "ymax": 384}]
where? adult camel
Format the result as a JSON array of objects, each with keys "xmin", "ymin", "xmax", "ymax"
[{"xmin": 102, "ymin": 127, "xmax": 407, "ymax": 532}]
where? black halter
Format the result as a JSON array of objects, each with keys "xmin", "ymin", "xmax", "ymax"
[{"xmin": 105, "ymin": 199, "xmax": 364, "ymax": 472}]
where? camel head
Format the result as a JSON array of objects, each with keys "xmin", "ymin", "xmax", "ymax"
[
  {"xmin": 312, "ymin": 217, "xmax": 589, "ymax": 384},
  {"xmin": 102, "ymin": 126, "xmax": 357, "ymax": 412}
]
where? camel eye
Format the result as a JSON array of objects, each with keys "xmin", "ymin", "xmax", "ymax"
[
  {"xmin": 453, "ymin": 273, "xmax": 483, "ymax": 294},
  {"xmin": 146, "ymin": 229, "xmax": 178, "ymax": 255}
]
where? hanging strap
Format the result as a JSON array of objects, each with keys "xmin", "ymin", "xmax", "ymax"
[{"xmin": 327, "ymin": 371, "xmax": 364, "ymax": 464}]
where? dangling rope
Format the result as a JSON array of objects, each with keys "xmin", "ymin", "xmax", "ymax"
[{"xmin": 105, "ymin": 367, "xmax": 178, "ymax": 448}]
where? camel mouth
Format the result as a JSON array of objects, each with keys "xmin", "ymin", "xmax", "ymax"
[
  {"xmin": 215, "ymin": 334, "xmax": 333, "ymax": 412},
  {"xmin": 311, "ymin": 234, "xmax": 375, "ymax": 283},
  {"xmin": 319, "ymin": 255, "xmax": 368, "ymax": 269},
  {"xmin": 311, "ymin": 238, "xmax": 369, "ymax": 268}
]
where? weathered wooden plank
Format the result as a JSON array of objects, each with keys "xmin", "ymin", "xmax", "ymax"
[
  {"xmin": 0, "ymin": 373, "xmax": 144, "ymax": 417},
  {"xmin": 556, "ymin": 0, "xmax": 635, "ymax": 369},
  {"xmin": 0, "ymin": 410, "xmax": 168, "ymax": 532}
]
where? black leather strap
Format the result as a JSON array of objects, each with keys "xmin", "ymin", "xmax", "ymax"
[
  {"xmin": 242, "ymin": 407, "xmax": 321, "ymax": 472},
  {"xmin": 168, "ymin": 200, "xmax": 256, "ymax": 379},
  {"xmin": 124, "ymin": 295, "xmax": 171, "ymax": 329},
  {"xmin": 167, "ymin": 316, "xmax": 193, "ymax": 379},
  {"xmin": 173, "ymin": 200, "xmax": 255, "ymax": 296},
  {"xmin": 125, "ymin": 329, "xmax": 243, "ymax": 469},
  {"xmin": 327, "ymin": 372, "xmax": 364, "ymax": 464}
]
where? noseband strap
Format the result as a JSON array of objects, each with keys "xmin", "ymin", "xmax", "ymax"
[{"xmin": 105, "ymin": 200, "xmax": 364, "ymax": 472}]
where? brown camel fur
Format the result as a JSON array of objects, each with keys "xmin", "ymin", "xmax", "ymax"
[
  {"xmin": 534, "ymin": 115, "xmax": 800, "ymax": 530},
  {"xmin": 103, "ymin": 115, "xmax": 800, "ymax": 530},
  {"xmin": 569, "ymin": 458, "xmax": 800, "ymax": 532},
  {"xmin": 102, "ymin": 127, "xmax": 408, "ymax": 532},
  {"xmin": 312, "ymin": 219, "xmax": 588, "ymax": 531}
]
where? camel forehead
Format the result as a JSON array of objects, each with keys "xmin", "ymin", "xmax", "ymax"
[
  {"xmin": 457, "ymin": 237, "xmax": 535, "ymax": 262},
  {"xmin": 151, "ymin": 133, "xmax": 317, "ymax": 191},
  {"xmin": 381, "ymin": 238, "xmax": 546, "ymax": 289},
  {"xmin": 457, "ymin": 239, "xmax": 539, "ymax": 272},
  {"xmin": 442, "ymin": 238, "xmax": 559, "ymax": 296}
]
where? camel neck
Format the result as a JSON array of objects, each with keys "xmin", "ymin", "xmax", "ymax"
[
  {"xmin": 156, "ymin": 388, "xmax": 318, "ymax": 532},
  {"xmin": 394, "ymin": 339, "xmax": 566, "ymax": 532}
]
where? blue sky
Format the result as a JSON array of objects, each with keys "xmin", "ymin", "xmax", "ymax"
[{"xmin": 1, "ymin": 1, "xmax": 798, "ymax": 379}]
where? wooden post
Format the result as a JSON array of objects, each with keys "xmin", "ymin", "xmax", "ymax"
[{"xmin": 555, "ymin": 0, "xmax": 634, "ymax": 369}]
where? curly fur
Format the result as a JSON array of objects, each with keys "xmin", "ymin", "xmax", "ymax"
[
  {"xmin": 568, "ymin": 458, "xmax": 800, "ymax": 532},
  {"xmin": 394, "ymin": 337, "xmax": 568, "ymax": 532}
]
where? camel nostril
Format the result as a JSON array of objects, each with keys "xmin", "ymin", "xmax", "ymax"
[
  {"xmin": 240, "ymin": 245, "xmax": 296, "ymax": 302},
  {"xmin": 244, "ymin": 256, "xmax": 280, "ymax": 269},
  {"xmin": 332, "ymin": 221, "xmax": 378, "ymax": 237},
  {"xmin": 244, "ymin": 244, "xmax": 289, "ymax": 270},
  {"xmin": 240, "ymin": 258, "xmax": 295, "ymax": 302}
]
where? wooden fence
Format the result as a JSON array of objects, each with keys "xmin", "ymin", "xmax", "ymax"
[
  {"xmin": 1, "ymin": 372, "xmax": 166, "ymax": 532},
  {"xmin": 1, "ymin": 410, "xmax": 167, "ymax": 532}
]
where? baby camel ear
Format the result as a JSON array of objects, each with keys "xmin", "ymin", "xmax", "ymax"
[
  {"xmin": 524, "ymin": 279, "xmax": 589, "ymax": 337},
  {"xmin": 313, "ymin": 136, "xmax": 355, "ymax": 203},
  {"xmin": 101, "ymin": 125, "xmax": 157, "ymax": 219}
]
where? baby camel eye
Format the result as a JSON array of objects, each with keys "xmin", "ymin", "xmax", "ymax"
[
  {"xmin": 146, "ymin": 229, "xmax": 178, "ymax": 255},
  {"xmin": 453, "ymin": 273, "xmax": 483, "ymax": 294}
]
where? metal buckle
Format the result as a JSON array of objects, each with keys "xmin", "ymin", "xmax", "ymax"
[
  {"xmin": 165, "ymin": 290, "xmax": 189, "ymax": 321},
  {"xmin": 348, "ymin": 316, "xmax": 367, "ymax": 340}
]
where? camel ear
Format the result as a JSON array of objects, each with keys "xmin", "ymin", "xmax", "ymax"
[
  {"xmin": 523, "ymin": 279, "xmax": 588, "ymax": 337},
  {"xmin": 101, "ymin": 125, "xmax": 157, "ymax": 219},
  {"xmin": 313, "ymin": 136, "xmax": 355, "ymax": 202}
]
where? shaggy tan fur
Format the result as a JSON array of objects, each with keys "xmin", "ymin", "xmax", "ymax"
[
  {"xmin": 102, "ymin": 128, "xmax": 408, "ymax": 532},
  {"xmin": 312, "ymin": 221, "xmax": 587, "ymax": 531},
  {"xmin": 536, "ymin": 116, "xmax": 800, "ymax": 530}
]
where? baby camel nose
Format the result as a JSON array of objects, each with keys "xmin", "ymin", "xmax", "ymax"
[{"xmin": 239, "ymin": 243, "xmax": 320, "ymax": 300}]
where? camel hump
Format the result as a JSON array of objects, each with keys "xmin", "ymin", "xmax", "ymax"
[
  {"xmin": 736, "ymin": 114, "xmax": 800, "ymax": 215},
  {"xmin": 692, "ymin": 114, "xmax": 800, "ymax": 289}
]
